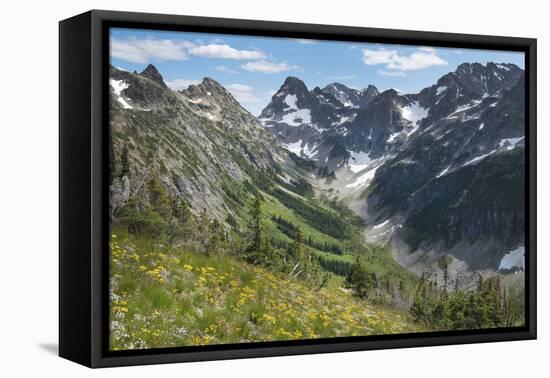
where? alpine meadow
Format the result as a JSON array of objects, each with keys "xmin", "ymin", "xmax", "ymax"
[{"xmin": 108, "ymin": 29, "xmax": 526, "ymax": 351}]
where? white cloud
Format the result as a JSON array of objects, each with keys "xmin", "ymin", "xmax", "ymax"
[
  {"xmin": 225, "ymin": 84, "xmax": 273, "ymax": 115},
  {"xmin": 165, "ymin": 79, "xmax": 200, "ymax": 90},
  {"xmin": 188, "ymin": 44, "xmax": 265, "ymax": 60},
  {"xmin": 326, "ymin": 74, "xmax": 357, "ymax": 81},
  {"xmin": 110, "ymin": 37, "xmax": 194, "ymax": 63},
  {"xmin": 225, "ymin": 84, "xmax": 263, "ymax": 104},
  {"xmin": 293, "ymin": 38, "xmax": 318, "ymax": 45},
  {"xmin": 377, "ymin": 70, "xmax": 406, "ymax": 77},
  {"xmin": 362, "ymin": 47, "xmax": 447, "ymax": 75},
  {"xmin": 215, "ymin": 65, "xmax": 237, "ymax": 74},
  {"xmin": 362, "ymin": 49, "xmax": 396, "ymax": 65},
  {"xmin": 241, "ymin": 60, "xmax": 299, "ymax": 74},
  {"xmin": 111, "ymin": 38, "xmax": 267, "ymax": 63},
  {"xmin": 418, "ymin": 46, "xmax": 437, "ymax": 53}
]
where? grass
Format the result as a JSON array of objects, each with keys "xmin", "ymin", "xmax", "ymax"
[
  {"xmin": 109, "ymin": 231, "xmax": 423, "ymax": 350},
  {"xmin": 261, "ymin": 190, "xmax": 416, "ymax": 286},
  {"xmin": 262, "ymin": 191, "xmax": 343, "ymax": 248}
]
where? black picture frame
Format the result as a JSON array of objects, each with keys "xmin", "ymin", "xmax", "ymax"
[{"xmin": 59, "ymin": 9, "xmax": 537, "ymax": 368}]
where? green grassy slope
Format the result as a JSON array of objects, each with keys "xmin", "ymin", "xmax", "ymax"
[
  {"xmin": 109, "ymin": 232, "xmax": 422, "ymax": 350},
  {"xmin": 260, "ymin": 187, "xmax": 417, "ymax": 285}
]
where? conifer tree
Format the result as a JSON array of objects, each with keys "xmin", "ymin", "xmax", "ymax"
[
  {"xmin": 438, "ymin": 255, "xmax": 451, "ymax": 296},
  {"xmin": 345, "ymin": 256, "xmax": 375, "ymax": 299},
  {"xmin": 146, "ymin": 175, "xmax": 172, "ymax": 219},
  {"xmin": 205, "ymin": 218, "xmax": 227, "ymax": 256},
  {"xmin": 243, "ymin": 194, "xmax": 265, "ymax": 263},
  {"xmin": 120, "ymin": 144, "xmax": 130, "ymax": 179},
  {"xmin": 477, "ymin": 273, "xmax": 484, "ymax": 291},
  {"xmin": 248, "ymin": 194, "xmax": 263, "ymax": 252},
  {"xmin": 291, "ymin": 228, "xmax": 305, "ymax": 261},
  {"xmin": 170, "ymin": 198, "xmax": 195, "ymax": 242}
]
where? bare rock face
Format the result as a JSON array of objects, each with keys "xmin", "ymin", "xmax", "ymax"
[
  {"xmin": 140, "ymin": 64, "xmax": 167, "ymax": 88},
  {"xmin": 109, "ymin": 175, "xmax": 130, "ymax": 218},
  {"xmin": 260, "ymin": 63, "xmax": 525, "ymax": 271},
  {"xmin": 108, "ymin": 65, "xmax": 283, "ymax": 221}
]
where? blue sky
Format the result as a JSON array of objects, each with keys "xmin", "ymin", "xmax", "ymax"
[{"xmin": 110, "ymin": 27, "xmax": 525, "ymax": 115}]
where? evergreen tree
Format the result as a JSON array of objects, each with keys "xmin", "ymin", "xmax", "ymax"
[
  {"xmin": 146, "ymin": 175, "xmax": 172, "ymax": 219},
  {"xmin": 345, "ymin": 256, "xmax": 375, "ymax": 299},
  {"xmin": 248, "ymin": 194, "xmax": 263, "ymax": 252},
  {"xmin": 205, "ymin": 218, "xmax": 228, "ymax": 256},
  {"xmin": 120, "ymin": 144, "xmax": 130, "ymax": 179},
  {"xmin": 169, "ymin": 198, "xmax": 195, "ymax": 242},
  {"xmin": 116, "ymin": 196, "xmax": 166, "ymax": 238},
  {"xmin": 477, "ymin": 273, "xmax": 484, "ymax": 291},
  {"xmin": 243, "ymin": 194, "xmax": 266, "ymax": 263},
  {"xmin": 438, "ymin": 255, "xmax": 452, "ymax": 296},
  {"xmin": 290, "ymin": 228, "xmax": 305, "ymax": 261}
]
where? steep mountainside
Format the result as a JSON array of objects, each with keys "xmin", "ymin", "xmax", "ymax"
[
  {"xmin": 108, "ymin": 64, "xmax": 413, "ymax": 284},
  {"xmin": 260, "ymin": 63, "xmax": 525, "ymax": 272},
  {"xmin": 366, "ymin": 67, "xmax": 525, "ymax": 271},
  {"xmin": 259, "ymin": 77, "xmax": 431, "ymax": 172},
  {"xmin": 109, "ymin": 64, "xmax": 283, "ymax": 220}
]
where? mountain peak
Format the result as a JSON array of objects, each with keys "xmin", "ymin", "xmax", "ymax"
[
  {"xmin": 279, "ymin": 76, "xmax": 309, "ymax": 96},
  {"xmin": 363, "ymin": 84, "xmax": 379, "ymax": 94},
  {"xmin": 321, "ymin": 82, "xmax": 351, "ymax": 94},
  {"xmin": 321, "ymin": 82, "xmax": 379, "ymax": 108},
  {"xmin": 326, "ymin": 82, "xmax": 348, "ymax": 89},
  {"xmin": 283, "ymin": 76, "xmax": 306, "ymax": 86},
  {"xmin": 140, "ymin": 64, "xmax": 167, "ymax": 88},
  {"xmin": 361, "ymin": 85, "xmax": 380, "ymax": 102},
  {"xmin": 181, "ymin": 77, "xmax": 233, "ymax": 103},
  {"xmin": 201, "ymin": 77, "xmax": 226, "ymax": 91}
]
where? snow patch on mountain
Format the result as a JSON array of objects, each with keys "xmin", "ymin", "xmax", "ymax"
[
  {"xmin": 348, "ymin": 151, "xmax": 374, "ymax": 173},
  {"xmin": 284, "ymin": 94, "xmax": 298, "ymax": 110},
  {"xmin": 462, "ymin": 149, "xmax": 498, "ymax": 166},
  {"xmin": 387, "ymin": 131, "xmax": 403, "ymax": 143},
  {"xmin": 401, "ymin": 101, "xmax": 428, "ymax": 135},
  {"xmin": 498, "ymin": 246, "xmax": 524, "ymax": 271},
  {"xmin": 110, "ymin": 79, "xmax": 134, "ymax": 109},
  {"xmin": 436, "ymin": 86, "xmax": 447, "ymax": 95},
  {"xmin": 373, "ymin": 220, "xmax": 390, "ymax": 229},
  {"xmin": 283, "ymin": 140, "xmax": 303, "ymax": 155},
  {"xmin": 436, "ymin": 165, "xmax": 452, "ymax": 178},
  {"xmin": 333, "ymin": 114, "xmax": 355, "ymax": 126},
  {"xmin": 346, "ymin": 166, "xmax": 380, "ymax": 188},
  {"xmin": 451, "ymin": 99, "xmax": 483, "ymax": 116},
  {"xmin": 499, "ymin": 137, "xmax": 524, "ymax": 150},
  {"xmin": 302, "ymin": 143, "xmax": 318, "ymax": 159},
  {"xmin": 281, "ymin": 108, "xmax": 312, "ymax": 126},
  {"xmin": 283, "ymin": 139, "xmax": 318, "ymax": 159},
  {"xmin": 461, "ymin": 136, "xmax": 523, "ymax": 167},
  {"xmin": 329, "ymin": 86, "xmax": 353, "ymax": 107}
]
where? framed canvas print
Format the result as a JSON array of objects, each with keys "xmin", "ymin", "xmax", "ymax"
[{"xmin": 59, "ymin": 10, "xmax": 536, "ymax": 368}]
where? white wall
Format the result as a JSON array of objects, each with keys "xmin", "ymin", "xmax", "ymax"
[{"xmin": 0, "ymin": 0, "xmax": 546, "ymax": 376}]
